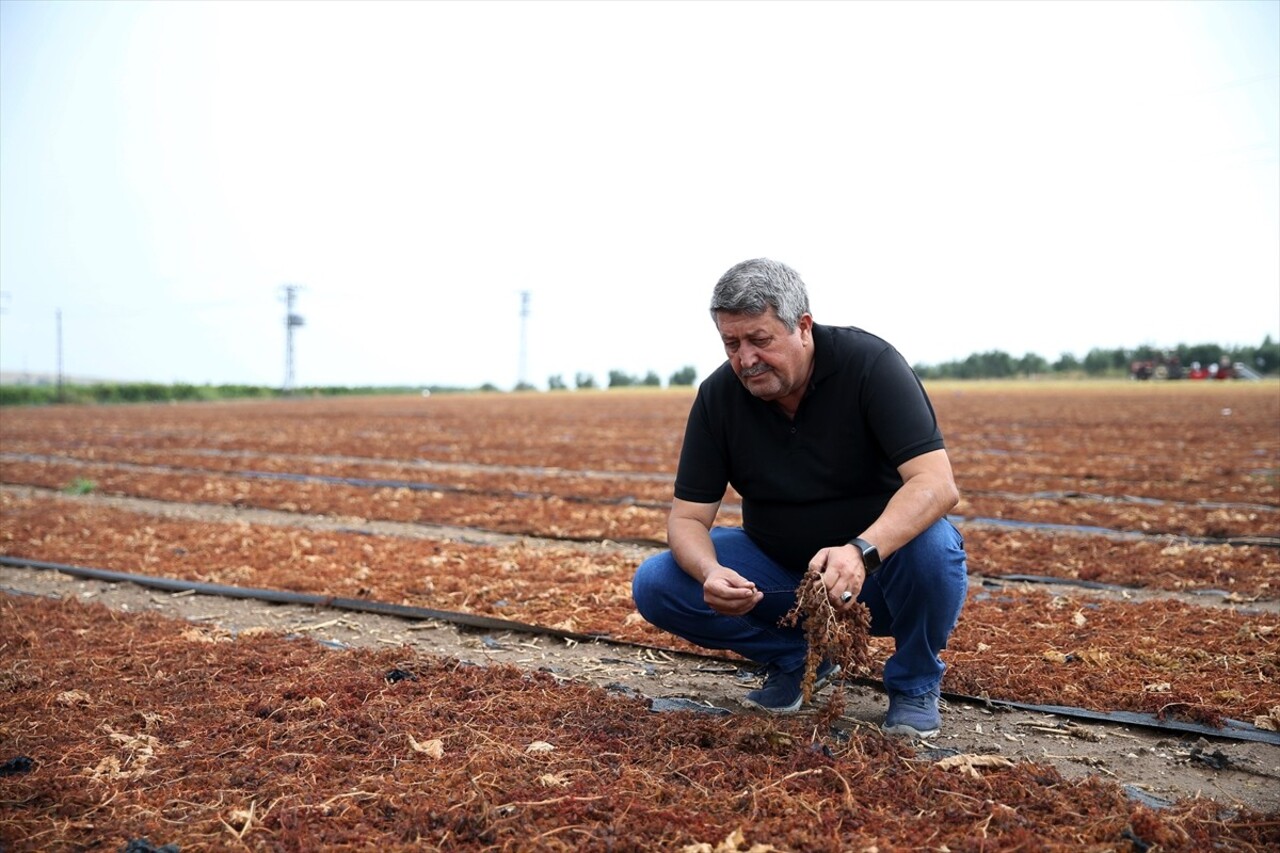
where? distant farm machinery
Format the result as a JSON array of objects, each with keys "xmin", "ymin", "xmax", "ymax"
[{"xmin": 1130, "ymin": 354, "xmax": 1261, "ymax": 381}]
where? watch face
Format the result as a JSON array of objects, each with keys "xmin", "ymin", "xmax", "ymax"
[{"xmin": 851, "ymin": 538, "xmax": 880, "ymax": 572}]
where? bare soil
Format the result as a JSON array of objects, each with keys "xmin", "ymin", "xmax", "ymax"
[
  {"xmin": 8, "ymin": 590, "xmax": 1275, "ymax": 852},
  {"xmin": 3, "ymin": 490, "xmax": 1277, "ymax": 817},
  {"xmin": 1, "ymin": 385, "xmax": 1278, "ymax": 849}
]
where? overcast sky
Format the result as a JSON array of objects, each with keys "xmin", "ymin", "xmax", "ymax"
[{"xmin": 1, "ymin": 0, "xmax": 1276, "ymax": 389}]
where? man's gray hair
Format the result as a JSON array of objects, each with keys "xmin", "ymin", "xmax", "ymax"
[{"xmin": 710, "ymin": 258, "xmax": 811, "ymax": 332}]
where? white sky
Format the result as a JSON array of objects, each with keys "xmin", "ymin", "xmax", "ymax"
[{"xmin": 1, "ymin": 0, "xmax": 1277, "ymax": 389}]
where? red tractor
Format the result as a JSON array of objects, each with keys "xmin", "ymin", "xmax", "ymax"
[
  {"xmin": 1133, "ymin": 354, "xmax": 1250, "ymax": 380},
  {"xmin": 1187, "ymin": 357, "xmax": 1236, "ymax": 380}
]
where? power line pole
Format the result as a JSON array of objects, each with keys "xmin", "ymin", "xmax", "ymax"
[
  {"xmin": 280, "ymin": 285, "xmax": 305, "ymax": 393},
  {"xmin": 0, "ymin": 293, "xmax": 9, "ymax": 380},
  {"xmin": 517, "ymin": 290, "xmax": 530, "ymax": 390},
  {"xmin": 56, "ymin": 308, "xmax": 63, "ymax": 403}
]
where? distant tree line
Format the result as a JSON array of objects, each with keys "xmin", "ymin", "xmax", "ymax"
[
  {"xmin": 543, "ymin": 365, "xmax": 699, "ymax": 391},
  {"xmin": 913, "ymin": 336, "xmax": 1279, "ymax": 380},
  {"xmin": 5, "ymin": 339, "xmax": 1276, "ymax": 407},
  {"xmin": 0, "ymin": 382, "xmax": 463, "ymax": 406}
]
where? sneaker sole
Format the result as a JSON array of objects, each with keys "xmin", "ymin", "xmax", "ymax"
[
  {"xmin": 739, "ymin": 695, "xmax": 803, "ymax": 715},
  {"xmin": 881, "ymin": 721, "xmax": 940, "ymax": 738}
]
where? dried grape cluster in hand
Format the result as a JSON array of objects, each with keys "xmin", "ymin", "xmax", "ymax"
[{"xmin": 780, "ymin": 564, "xmax": 874, "ymax": 715}]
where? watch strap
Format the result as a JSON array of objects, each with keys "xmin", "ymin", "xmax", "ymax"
[{"xmin": 848, "ymin": 537, "xmax": 881, "ymax": 575}]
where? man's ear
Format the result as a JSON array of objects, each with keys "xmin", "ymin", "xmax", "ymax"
[{"xmin": 797, "ymin": 313, "xmax": 814, "ymax": 341}]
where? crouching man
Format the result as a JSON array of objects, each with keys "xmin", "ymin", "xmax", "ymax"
[{"xmin": 631, "ymin": 258, "xmax": 968, "ymax": 737}]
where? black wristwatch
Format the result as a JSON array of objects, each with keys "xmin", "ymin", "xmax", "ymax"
[{"xmin": 848, "ymin": 537, "xmax": 881, "ymax": 575}]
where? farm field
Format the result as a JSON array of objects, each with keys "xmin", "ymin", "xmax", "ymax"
[{"xmin": 2, "ymin": 381, "xmax": 1278, "ymax": 850}]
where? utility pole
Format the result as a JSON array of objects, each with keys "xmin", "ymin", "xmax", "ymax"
[
  {"xmin": 56, "ymin": 308, "xmax": 63, "ymax": 403},
  {"xmin": 280, "ymin": 285, "xmax": 305, "ymax": 393},
  {"xmin": 0, "ymin": 292, "xmax": 9, "ymax": 382},
  {"xmin": 517, "ymin": 290, "xmax": 530, "ymax": 390}
]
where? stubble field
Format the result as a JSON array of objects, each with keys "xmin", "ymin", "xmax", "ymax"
[{"xmin": 1, "ymin": 381, "xmax": 1278, "ymax": 851}]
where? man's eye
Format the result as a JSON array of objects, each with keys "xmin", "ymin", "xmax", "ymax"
[
  {"xmin": 724, "ymin": 341, "xmax": 740, "ymax": 353},
  {"xmin": 750, "ymin": 338, "xmax": 772, "ymax": 348}
]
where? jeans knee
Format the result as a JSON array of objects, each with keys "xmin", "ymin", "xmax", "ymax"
[
  {"xmin": 631, "ymin": 553, "xmax": 677, "ymax": 621},
  {"xmin": 912, "ymin": 517, "xmax": 962, "ymax": 551},
  {"xmin": 630, "ymin": 559, "xmax": 656, "ymax": 615},
  {"xmin": 907, "ymin": 520, "xmax": 965, "ymax": 566},
  {"xmin": 889, "ymin": 520, "xmax": 968, "ymax": 603}
]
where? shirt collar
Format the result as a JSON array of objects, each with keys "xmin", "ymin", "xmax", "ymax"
[{"xmin": 808, "ymin": 323, "xmax": 838, "ymax": 389}]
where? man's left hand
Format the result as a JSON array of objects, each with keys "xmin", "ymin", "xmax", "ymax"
[{"xmin": 809, "ymin": 544, "xmax": 866, "ymax": 610}]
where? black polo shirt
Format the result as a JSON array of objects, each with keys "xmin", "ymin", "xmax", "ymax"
[{"xmin": 674, "ymin": 323, "xmax": 945, "ymax": 571}]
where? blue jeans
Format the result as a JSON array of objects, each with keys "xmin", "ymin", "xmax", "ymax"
[{"xmin": 631, "ymin": 519, "xmax": 968, "ymax": 697}]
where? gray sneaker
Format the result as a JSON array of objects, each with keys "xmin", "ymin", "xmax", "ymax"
[{"xmin": 882, "ymin": 687, "xmax": 941, "ymax": 737}]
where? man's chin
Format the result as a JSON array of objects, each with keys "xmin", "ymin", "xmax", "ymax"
[{"xmin": 739, "ymin": 374, "xmax": 781, "ymax": 400}]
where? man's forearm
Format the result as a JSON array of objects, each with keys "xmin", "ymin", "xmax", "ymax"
[
  {"xmin": 861, "ymin": 472, "xmax": 959, "ymax": 559},
  {"xmin": 667, "ymin": 515, "xmax": 721, "ymax": 584}
]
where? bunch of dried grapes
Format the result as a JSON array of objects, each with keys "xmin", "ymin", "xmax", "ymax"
[{"xmin": 780, "ymin": 563, "xmax": 874, "ymax": 715}]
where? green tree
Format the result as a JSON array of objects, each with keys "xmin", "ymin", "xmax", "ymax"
[
  {"xmin": 1017, "ymin": 353, "xmax": 1049, "ymax": 376},
  {"xmin": 1052, "ymin": 353, "xmax": 1081, "ymax": 373},
  {"xmin": 641, "ymin": 371, "xmax": 662, "ymax": 387},
  {"xmin": 1179, "ymin": 343, "xmax": 1224, "ymax": 369},
  {"xmin": 959, "ymin": 351, "xmax": 1017, "ymax": 379},
  {"xmin": 1252, "ymin": 334, "xmax": 1279, "ymax": 373},
  {"xmin": 575, "ymin": 372, "xmax": 597, "ymax": 389},
  {"xmin": 547, "ymin": 375, "xmax": 566, "ymax": 390},
  {"xmin": 608, "ymin": 370, "xmax": 636, "ymax": 388},
  {"xmin": 1082, "ymin": 348, "xmax": 1125, "ymax": 376},
  {"xmin": 669, "ymin": 365, "xmax": 697, "ymax": 386}
]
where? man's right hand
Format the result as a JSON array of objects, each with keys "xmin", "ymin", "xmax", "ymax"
[{"xmin": 703, "ymin": 566, "xmax": 763, "ymax": 616}]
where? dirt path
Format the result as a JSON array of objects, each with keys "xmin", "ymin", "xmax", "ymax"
[{"xmin": 3, "ymin": 486, "xmax": 1277, "ymax": 815}]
